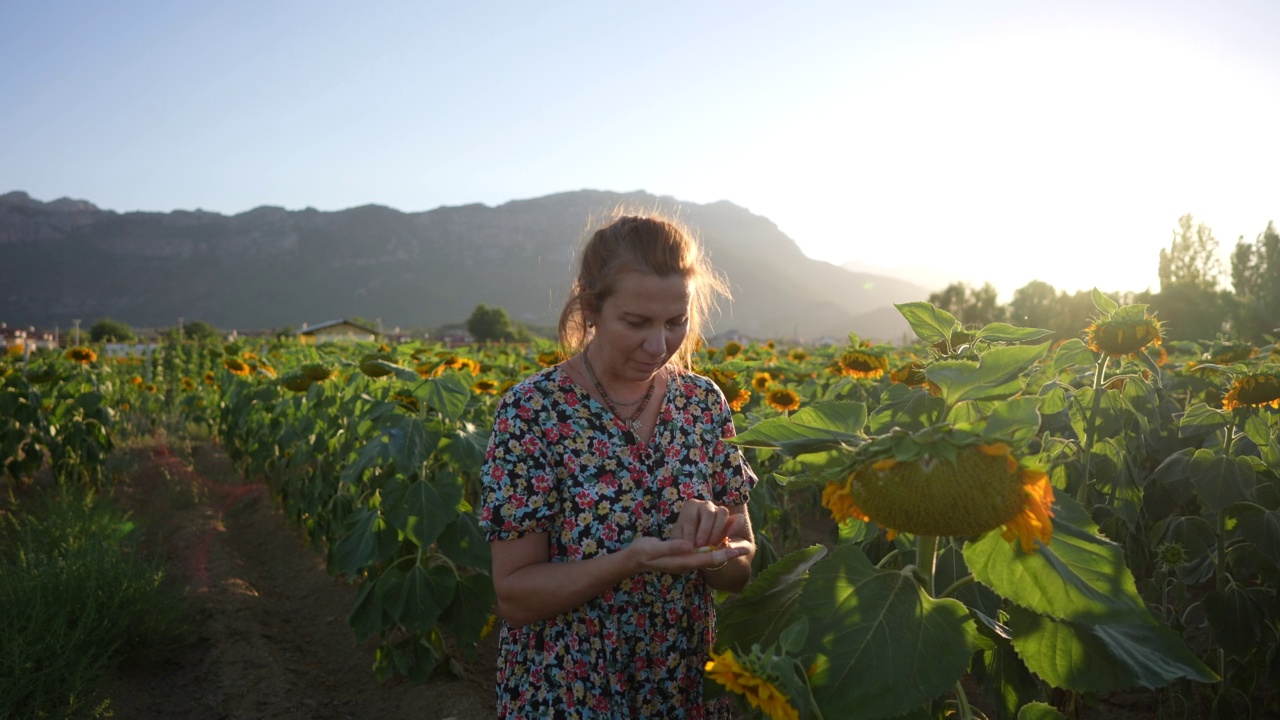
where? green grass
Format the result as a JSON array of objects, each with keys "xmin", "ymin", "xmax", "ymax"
[{"xmin": 0, "ymin": 487, "xmax": 186, "ymax": 719}]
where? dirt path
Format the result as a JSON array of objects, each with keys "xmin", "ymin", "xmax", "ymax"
[{"xmin": 107, "ymin": 437, "xmax": 496, "ymax": 720}]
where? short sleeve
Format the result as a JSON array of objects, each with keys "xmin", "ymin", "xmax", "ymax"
[
  {"xmin": 479, "ymin": 384, "xmax": 559, "ymax": 542},
  {"xmin": 703, "ymin": 379, "xmax": 756, "ymax": 508}
]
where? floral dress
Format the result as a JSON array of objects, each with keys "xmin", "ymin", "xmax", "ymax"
[{"xmin": 479, "ymin": 365, "xmax": 757, "ymax": 719}]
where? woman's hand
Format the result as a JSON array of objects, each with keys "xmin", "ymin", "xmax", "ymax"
[{"xmin": 625, "ymin": 533, "xmax": 750, "ymax": 575}]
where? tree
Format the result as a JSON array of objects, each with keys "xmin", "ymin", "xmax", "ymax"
[
  {"xmin": 1159, "ymin": 214, "xmax": 1222, "ymax": 292},
  {"xmin": 183, "ymin": 320, "xmax": 221, "ymax": 342},
  {"xmin": 1007, "ymin": 281, "xmax": 1059, "ymax": 331},
  {"xmin": 1229, "ymin": 221, "xmax": 1280, "ymax": 341},
  {"xmin": 88, "ymin": 317, "xmax": 135, "ymax": 342},
  {"xmin": 1151, "ymin": 215, "xmax": 1227, "ymax": 341},
  {"xmin": 467, "ymin": 304, "xmax": 516, "ymax": 342},
  {"xmin": 928, "ymin": 282, "xmax": 1005, "ymax": 326}
]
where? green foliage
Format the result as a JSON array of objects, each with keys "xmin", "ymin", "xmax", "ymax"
[
  {"xmin": 928, "ymin": 281, "xmax": 1005, "ymax": 326},
  {"xmin": 466, "ymin": 303, "xmax": 515, "ymax": 342},
  {"xmin": 88, "ymin": 317, "xmax": 135, "ymax": 342},
  {"xmin": 182, "ymin": 320, "xmax": 221, "ymax": 342},
  {"xmin": 0, "ymin": 489, "xmax": 186, "ymax": 719}
]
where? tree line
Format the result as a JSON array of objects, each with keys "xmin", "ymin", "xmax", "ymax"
[{"xmin": 929, "ymin": 215, "xmax": 1280, "ymax": 344}]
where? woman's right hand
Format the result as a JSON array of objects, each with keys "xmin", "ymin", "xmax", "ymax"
[{"xmin": 626, "ymin": 530, "xmax": 749, "ymax": 575}]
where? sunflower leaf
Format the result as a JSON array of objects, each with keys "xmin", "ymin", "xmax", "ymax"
[
  {"xmin": 972, "ymin": 323, "xmax": 1054, "ymax": 344},
  {"xmin": 716, "ymin": 545, "xmax": 827, "ymax": 652},
  {"xmin": 928, "ymin": 343, "xmax": 1049, "ymax": 407},
  {"xmin": 798, "ymin": 545, "xmax": 976, "ymax": 720},
  {"xmin": 1090, "ymin": 288, "xmax": 1118, "ymax": 315},
  {"xmin": 1007, "ymin": 606, "xmax": 1217, "ymax": 691},
  {"xmin": 895, "ymin": 302, "xmax": 961, "ymax": 345},
  {"xmin": 965, "ymin": 494, "xmax": 1152, "ymax": 624},
  {"xmin": 729, "ymin": 401, "xmax": 867, "ymax": 454}
]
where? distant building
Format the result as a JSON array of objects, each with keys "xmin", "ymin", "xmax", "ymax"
[
  {"xmin": 0, "ymin": 324, "xmax": 58, "ymax": 354},
  {"xmin": 297, "ymin": 319, "xmax": 379, "ymax": 345}
]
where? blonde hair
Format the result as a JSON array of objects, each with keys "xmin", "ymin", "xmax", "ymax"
[{"xmin": 558, "ymin": 210, "xmax": 729, "ymax": 369}]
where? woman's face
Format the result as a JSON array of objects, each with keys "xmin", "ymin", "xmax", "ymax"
[{"xmin": 588, "ymin": 270, "xmax": 691, "ymax": 384}]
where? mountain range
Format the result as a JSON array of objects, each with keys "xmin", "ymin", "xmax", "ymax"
[{"xmin": 0, "ymin": 190, "xmax": 933, "ymax": 341}]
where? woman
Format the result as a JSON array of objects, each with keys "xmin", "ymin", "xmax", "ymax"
[{"xmin": 479, "ymin": 212, "xmax": 758, "ymax": 718}]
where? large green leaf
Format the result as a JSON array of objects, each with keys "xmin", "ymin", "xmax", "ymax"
[
  {"xmin": 972, "ymin": 323, "xmax": 1054, "ymax": 344},
  {"xmin": 729, "ymin": 402, "xmax": 867, "ymax": 454},
  {"xmin": 1048, "ymin": 339, "xmax": 1097, "ymax": 375},
  {"xmin": 1188, "ymin": 450, "xmax": 1257, "ymax": 514},
  {"xmin": 424, "ymin": 372, "xmax": 472, "ymax": 422},
  {"xmin": 382, "ymin": 474, "xmax": 464, "ymax": 549},
  {"xmin": 439, "ymin": 572, "xmax": 496, "ymax": 647},
  {"xmin": 965, "ymin": 495, "xmax": 1150, "ymax": 624},
  {"xmin": 1203, "ymin": 584, "xmax": 1269, "ymax": 659},
  {"xmin": 1178, "ymin": 402, "xmax": 1231, "ymax": 437},
  {"xmin": 333, "ymin": 506, "xmax": 397, "ymax": 577},
  {"xmin": 381, "ymin": 563, "xmax": 458, "ymax": 633},
  {"xmin": 1230, "ymin": 502, "xmax": 1280, "ymax": 570},
  {"xmin": 798, "ymin": 545, "xmax": 975, "ymax": 720},
  {"xmin": 1008, "ymin": 606, "xmax": 1217, "ymax": 691},
  {"xmin": 716, "ymin": 545, "xmax": 827, "ymax": 652},
  {"xmin": 895, "ymin": 302, "xmax": 960, "ymax": 345},
  {"xmin": 981, "ymin": 396, "xmax": 1042, "ymax": 447},
  {"xmin": 928, "ymin": 343, "xmax": 1049, "ymax": 407},
  {"xmin": 1017, "ymin": 702, "xmax": 1067, "ymax": 720}
]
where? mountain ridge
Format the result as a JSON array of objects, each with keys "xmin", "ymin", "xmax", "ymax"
[{"xmin": 0, "ymin": 189, "xmax": 931, "ymax": 341}]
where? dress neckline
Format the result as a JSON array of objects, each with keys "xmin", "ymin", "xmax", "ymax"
[{"xmin": 550, "ymin": 363, "xmax": 674, "ymax": 449}]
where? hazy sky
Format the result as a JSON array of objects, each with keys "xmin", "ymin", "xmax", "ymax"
[{"xmin": 4, "ymin": 1, "xmax": 1278, "ymax": 300}]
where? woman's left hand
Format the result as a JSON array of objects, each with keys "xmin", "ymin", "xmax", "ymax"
[{"xmin": 671, "ymin": 498, "xmax": 735, "ymax": 549}]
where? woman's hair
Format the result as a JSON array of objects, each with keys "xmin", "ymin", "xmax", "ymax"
[{"xmin": 558, "ymin": 209, "xmax": 729, "ymax": 369}]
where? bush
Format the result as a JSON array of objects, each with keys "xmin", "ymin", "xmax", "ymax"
[{"xmin": 0, "ymin": 489, "xmax": 186, "ymax": 719}]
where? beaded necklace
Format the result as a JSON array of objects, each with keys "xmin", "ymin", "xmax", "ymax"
[{"xmin": 581, "ymin": 345, "xmax": 657, "ymax": 441}]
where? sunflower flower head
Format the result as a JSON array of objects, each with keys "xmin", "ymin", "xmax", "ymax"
[
  {"xmin": 299, "ymin": 362, "xmax": 336, "ymax": 382},
  {"xmin": 722, "ymin": 341, "xmax": 743, "ymax": 359},
  {"xmin": 224, "ymin": 357, "xmax": 251, "ymax": 376},
  {"xmin": 752, "ymin": 371, "xmax": 775, "ymax": 392},
  {"xmin": 766, "ymin": 387, "xmax": 801, "ymax": 413},
  {"xmin": 1222, "ymin": 367, "xmax": 1280, "ymax": 411},
  {"xmin": 1207, "ymin": 341, "xmax": 1257, "ymax": 366},
  {"xmin": 889, "ymin": 359, "xmax": 928, "ymax": 387},
  {"xmin": 64, "ymin": 346, "xmax": 97, "ymax": 364},
  {"xmin": 1085, "ymin": 303, "xmax": 1164, "ymax": 358},
  {"xmin": 788, "ymin": 348, "xmax": 809, "ymax": 362},
  {"xmin": 705, "ymin": 648, "xmax": 799, "ymax": 720},
  {"xmin": 473, "ymin": 378, "xmax": 499, "ymax": 394},
  {"xmin": 839, "ymin": 428, "xmax": 1054, "ymax": 551},
  {"xmin": 836, "ymin": 348, "xmax": 890, "ymax": 379},
  {"xmin": 359, "ymin": 353, "xmax": 397, "ymax": 378},
  {"xmin": 535, "ymin": 350, "xmax": 565, "ymax": 368}
]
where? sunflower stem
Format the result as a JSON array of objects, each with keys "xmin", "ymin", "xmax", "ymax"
[
  {"xmin": 916, "ymin": 535, "xmax": 938, "ymax": 596},
  {"xmin": 953, "ymin": 679, "xmax": 974, "ymax": 720},
  {"xmin": 939, "ymin": 574, "xmax": 975, "ymax": 599},
  {"xmin": 1075, "ymin": 354, "xmax": 1110, "ymax": 505}
]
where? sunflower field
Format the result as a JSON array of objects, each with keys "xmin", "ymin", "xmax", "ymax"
[{"xmin": 3, "ymin": 291, "xmax": 1278, "ymax": 719}]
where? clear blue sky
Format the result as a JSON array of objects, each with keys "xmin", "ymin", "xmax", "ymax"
[{"xmin": 4, "ymin": 0, "xmax": 1278, "ymax": 299}]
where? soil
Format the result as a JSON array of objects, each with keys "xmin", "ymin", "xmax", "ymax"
[{"xmin": 105, "ymin": 437, "xmax": 496, "ymax": 720}]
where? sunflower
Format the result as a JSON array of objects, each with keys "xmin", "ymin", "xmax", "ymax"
[
  {"xmin": 64, "ymin": 346, "xmax": 97, "ymax": 363},
  {"xmin": 751, "ymin": 371, "xmax": 775, "ymax": 392},
  {"xmin": 181, "ymin": 377, "xmax": 196, "ymax": 391},
  {"xmin": 705, "ymin": 649, "xmax": 799, "ymax": 720},
  {"xmin": 535, "ymin": 350, "xmax": 565, "ymax": 368},
  {"xmin": 391, "ymin": 390, "xmax": 420, "ymax": 413},
  {"xmin": 837, "ymin": 350, "xmax": 889, "ymax": 379},
  {"xmin": 765, "ymin": 388, "xmax": 801, "ymax": 413},
  {"xmin": 1207, "ymin": 342, "xmax": 1256, "ymax": 365},
  {"xmin": 202, "ymin": 371, "xmax": 216, "ymax": 385},
  {"xmin": 1085, "ymin": 304, "xmax": 1163, "ymax": 358},
  {"xmin": 788, "ymin": 348, "xmax": 809, "ymax": 362},
  {"xmin": 299, "ymin": 362, "xmax": 336, "ymax": 381},
  {"xmin": 722, "ymin": 341, "xmax": 743, "ymax": 359},
  {"xmin": 889, "ymin": 360, "xmax": 927, "ymax": 387},
  {"xmin": 128, "ymin": 375, "xmax": 144, "ymax": 386},
  {"xmin": 1222, "ymin": 369, "xmax": 1280, "ymax": 411},
  {"xmin": 359, "ymin": 353, "xmax": 397, "ymax": 378},
  {"xmin": 473, "ymin": 378, "xmax": 499, "ymax": 394},
  {"xmin": 224, "ymin": 357, "xmax": 251, "ymax": 376},
  {"xmin": 143, "ymin": 383, "xmax": 158, "ymax": 394},
  {"xmin": 727, "ymin": 386, "xmax": 751, "ymax": 412},
  {"xmin": 280, "ymin": 371, "xmax": 313, "ymax": 393},
  {"xmin": 824, "ymin": 430, "xmax": 1054, "ymax": 552}
]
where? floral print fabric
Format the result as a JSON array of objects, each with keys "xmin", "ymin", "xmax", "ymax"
[{"xmin": 480, "ymin": 366, "xmax": 756, "ymax": 719}]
